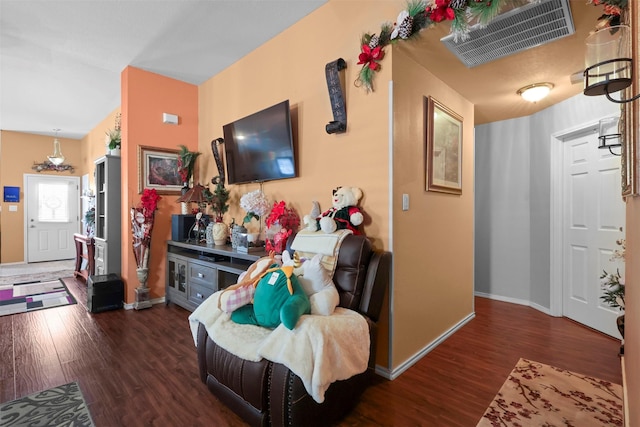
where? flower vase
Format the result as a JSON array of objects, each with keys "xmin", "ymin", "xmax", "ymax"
[
  {"xmin": 213, "ymin": 221, "xmax": 228, "ymax": 246},
  {"xmin": 134, "ymin": 267, "xmax": 152, "ymax": 310},
  {"xmin": 205, "ymin": 222, "xmax": 214, "ymax": 245},
  {"xmin": 181, "ymin": 183, "xmax": 189, "ymax": 215}
]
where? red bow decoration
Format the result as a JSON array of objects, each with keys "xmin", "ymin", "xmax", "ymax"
[{"xmin": 357, "ymin": 44, "xmax": 385, "ymax": 71}]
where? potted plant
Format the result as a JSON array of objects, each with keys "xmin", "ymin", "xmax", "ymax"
[
  {"xmin": 105, "ymin": 113, "xmax": 121, "ymax": 155},
  {"xmin": 177, "ymin": 144, "xmax": 201, "ymax": 188},
  {"xmin": 205, "ymin": 176, "xmax": 230, "ymax": 245},
  {"xmin": 600, "ymin": 235, "xmax": 626, "ymax": 352}
]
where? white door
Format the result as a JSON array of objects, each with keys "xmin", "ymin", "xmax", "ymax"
[
  {"xmin": 562, "ymin": 130, "xmax": 625, "ymax": 337},
  {"xmin": 25, "ymin": 175, "xmax": 80, "ymax": 262}
]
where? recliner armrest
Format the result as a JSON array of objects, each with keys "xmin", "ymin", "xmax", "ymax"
[{"xmin": 359, "ymin": 251, "xmax": 391, "ymax": 322}]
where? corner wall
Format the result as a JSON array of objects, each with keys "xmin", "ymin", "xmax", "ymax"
[
  {"xmin": 121, "ymin": 66, "xmax": 198, "ymax": 303},
  {"xmin": 391, "ymin": 46, "xmax": 475, "ymax": 372}
]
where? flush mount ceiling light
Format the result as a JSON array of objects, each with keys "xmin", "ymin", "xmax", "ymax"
[
  {"xmin": 48, "ymin": 129, "xmax": 65, "ymax": 165},
  {"xmin": 517, "ymin": 83, "xmax": 554, "ymax": 103}
]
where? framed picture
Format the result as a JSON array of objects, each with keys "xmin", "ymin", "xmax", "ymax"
[
  {"xmin": 138, "ymin": 145, "xmax": 183, "ymax": 194},
  {"xmin": 425, "ymin": 96, "xmax": 463, "ymax": 195}
]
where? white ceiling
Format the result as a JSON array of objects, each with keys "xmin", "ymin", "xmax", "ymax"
[
  {"xmin": 0, "ymin": 0, "xmax": 327, "ymax": 139},
  {"xmin": 0, "ymin": 1, "xmax": 605, "ymax": 140}
]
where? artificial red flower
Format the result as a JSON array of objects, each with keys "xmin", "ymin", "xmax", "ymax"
[
  {"xmin": 357, "ymin": 44, "xmax": 385, "ymax": 71},
  {"xmin": 426, "ymin": 0, "xmax": 455, "ymax": 23},
  {"xmin": 140, "ymin": 188, "xmax": 161, "ymax": 219}
]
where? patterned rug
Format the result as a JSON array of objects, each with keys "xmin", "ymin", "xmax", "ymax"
[
  {"xmin": 477, "ymin": 358, "xmax": 623, "ymax": 427},
  {"xmin": 0, "ymin": 382, "xmax": 94, "ymax": 426},
  {"xmin": 0, "ymin": 279, "xmax": 77, "ymax": 317}
]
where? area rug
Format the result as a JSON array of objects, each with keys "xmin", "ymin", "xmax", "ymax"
[
  {"xmin": 477, "ymin": 358, "xmax": 623, "ymax": 427},
  {"xmin": 0, "ymin": 270, "xmax": 76, "ymax": 286},
  {"xmin": 0, "ymin": 279, "xmax": 77, "ymax": 317},
  {"xmin": 0, "ymin": 382, "xmax": 94, "ymax": 426}
]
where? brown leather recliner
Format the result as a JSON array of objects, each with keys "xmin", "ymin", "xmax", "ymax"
[{"xmin": 196, "ymin": 234, "xmax": 391, "ymax": 427}]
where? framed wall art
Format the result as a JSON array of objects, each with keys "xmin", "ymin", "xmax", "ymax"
[
  {"xmin": 138, "ymin": 145, "xmax": 183, "ymax": 194},
  {"xmin": 425, "ymin": 96, "xmax": 463, "ymax": 195}
]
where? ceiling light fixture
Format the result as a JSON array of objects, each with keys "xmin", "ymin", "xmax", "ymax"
[
  {"xmin": 584, "ymin": 25, "xmax": 639, "ymax": 104},
  {"xmin": 48, "ymin": 129, "xmax": 65, "ymax": 166},
  {"xmin": 517, "ymin": 83, "xmax": 554, "ymax": 103}
]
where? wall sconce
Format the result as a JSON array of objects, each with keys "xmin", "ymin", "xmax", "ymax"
[
  {"xmin": 598, "ymin": 116, "xmax": 622, "ymax": 156},
  {"xmin": 584, "ymin": 25, "xmax": 639, "ymax": 104},
  {"xmin": 517, "ymin": 83, "xmax": 554, "ymax": 102}
]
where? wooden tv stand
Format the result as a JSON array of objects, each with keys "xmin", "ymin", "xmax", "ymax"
[{"xmin": 165, "ymin": 240, "xmax": 267, "ymax": 312}]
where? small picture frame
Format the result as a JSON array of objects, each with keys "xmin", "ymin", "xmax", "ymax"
[
  {"xmin": 425, "ymin": 96, "xmax": 463, "ymax": 195},
  {"xmin": 138, "ymin": 145, "xmax": 183, "ymax": 194}
]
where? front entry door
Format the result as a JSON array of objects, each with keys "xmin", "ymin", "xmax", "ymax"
[
  {"xmin": 562, "ymin": 129, "xmax": 625, "ymax": 338},
  {"xmin": 25, "ymin": 175, "xmax": 79, "ymax": 262}
]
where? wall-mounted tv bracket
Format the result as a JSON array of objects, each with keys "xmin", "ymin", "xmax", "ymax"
[
  {"xmin": 325, "ymin": 58, "xmax": 347, "ymax": 134},
  {"xmin": 210, "ymin": 137, "xmax": 225, "ymax": 185}
]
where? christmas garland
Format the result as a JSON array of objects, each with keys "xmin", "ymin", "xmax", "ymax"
[{"xmin": 355, "ymin": 0, "xmax": 627, "ymax": 93}]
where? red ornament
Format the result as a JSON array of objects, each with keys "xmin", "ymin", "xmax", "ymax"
[
  {"xmin": 426, "ymin": 0, "xmax": 455, "ymax": 23},
  {"xmin": 357, "ymin": 44, "xmax": 385, "ymax": 71}
]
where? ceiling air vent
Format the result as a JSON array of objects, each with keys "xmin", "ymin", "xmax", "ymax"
[{"xmin": 441, "ymin": 0, "xmax": 574, "ymax": 68}]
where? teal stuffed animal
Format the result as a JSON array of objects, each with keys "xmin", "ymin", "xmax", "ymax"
[{"xmin": 231, "ymin": 265, "xmax": 311, "ymax": 330}]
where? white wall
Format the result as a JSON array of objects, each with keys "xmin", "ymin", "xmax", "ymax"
[{"xmin": 475, "ymin": 93, "xmax": 620, "ymax": 309}]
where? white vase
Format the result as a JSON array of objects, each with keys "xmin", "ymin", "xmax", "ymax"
[
  {"xmin": 136, "ymin": 267, "xmax": 149, "ymax": 289},
  {"xmin": 110, "ymin": 147, "xmax": 121, "ymax": 156},
  {"xmin": 213, "ymin": 222, "xmax": 228, "ymax": 246}
]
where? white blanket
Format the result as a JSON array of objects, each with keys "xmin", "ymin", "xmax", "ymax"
[{"xmin": 188, "ymin": 291, "xmax": 370, "ymax": 403}]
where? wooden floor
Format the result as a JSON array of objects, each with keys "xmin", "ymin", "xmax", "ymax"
[{"xmin": 0, "ymin": 277, "xmax": 622, "ymax": 427}]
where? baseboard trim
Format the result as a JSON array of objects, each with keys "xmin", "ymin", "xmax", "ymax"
[
  {"xmin": 474, "ymin": 292, "xmax": 554, "ymax": 316},
  {"xmin": 123, "ymin": 296, "xmax": 165, "ymax": 310},
  {"xmin": 376, "ymin": 311, "xmax": 476, "ymax": 380}
]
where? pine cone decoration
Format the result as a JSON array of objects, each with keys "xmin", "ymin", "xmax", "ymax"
[
  {"xmin": 397, "ymin": 16, "xmax": 414, "ymax": 39},
  {"xmin": 450, "ymin": 0, "xmax": 468, "ymax": 9},
  {"xmin": 369, "ymin": 34, "xmax": 380, "ymax": 49}
]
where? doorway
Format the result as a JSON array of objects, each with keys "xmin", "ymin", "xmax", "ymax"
[
  {"xmin": 550, "ymin": 119, "xmax": 625, "ymax": 338},
  {"xmin": 24, "ymin": 174, "xmax": 80, "ymax": 262}
]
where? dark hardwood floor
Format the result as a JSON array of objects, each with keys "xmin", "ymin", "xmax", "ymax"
[{"xmin": 0, "ymin": 277, "xmax": 622, "ymax": 426}]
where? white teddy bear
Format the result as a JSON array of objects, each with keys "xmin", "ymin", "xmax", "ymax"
[
  {"xmin": 303, "ymin": 186, "xmax": 364, "ymax": 234},
  {"xmin": 281, "ymin": 252, "xmax": 339, "ymax": 316}
]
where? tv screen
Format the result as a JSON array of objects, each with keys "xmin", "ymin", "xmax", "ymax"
[{"xmin": 223, "ymin": 100, "xmax": 296, "ymax": 185}]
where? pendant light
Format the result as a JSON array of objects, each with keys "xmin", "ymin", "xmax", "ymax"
[{"xmin": 48, "ymin": 129, "xmax": 65, "ymax": 165}]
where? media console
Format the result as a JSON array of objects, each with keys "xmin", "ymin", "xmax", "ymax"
[{"xmin": 166, "ymin": 240, "xmax": 267, "ymax": 312}]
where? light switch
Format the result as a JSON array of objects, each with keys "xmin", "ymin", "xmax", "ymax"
[{"xmin": 402, "ymin": 194, "xmax": 409, "ymax": 211}]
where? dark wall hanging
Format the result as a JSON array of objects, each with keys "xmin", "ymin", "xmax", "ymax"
[{"xmin": 325, "ymin": 58, "xmax": 347, "ymax": 134}]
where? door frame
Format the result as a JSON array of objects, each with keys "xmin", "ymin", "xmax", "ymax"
[
  {"xmin": 549, "ymin": 116, "xmax": 620, "ymax": 317},
  {"xmin": 23, "ymin": 173, "xmax": 81, "ymax": 262}
]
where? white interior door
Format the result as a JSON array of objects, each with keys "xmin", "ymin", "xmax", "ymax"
[
  {"xmin": 25, "ymin": 175, "xmax": 79, "ymax": 262},
  {"xmin": 562, "ymin": 130, "xmax": 625, "ymax": 337}
]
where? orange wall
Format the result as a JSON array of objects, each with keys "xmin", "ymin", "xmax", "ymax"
[
  {"xmin": 391, "ymin": 46, "xmax": 475, "ymax": 371},
  {"xmin": 197, "ymin": 1, "xmax": 398, "ymax": 251},
  {"xmin": 623, "ymin": 2, "xmax": 639, "ymax": 424},
  {"xmin": 121, "ymin": 66, "xmax": 198, "ymax": 303},
  {"xmin": 79, "ymin": 108, "xmax": 122, "ymax": 186},
  {"xmin": 0, "ymin": 131, "xmax": 83, "ymax": 263}
]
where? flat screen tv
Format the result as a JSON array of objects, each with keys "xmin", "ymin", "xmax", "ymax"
[{"xmin": 223, "ymin": 100, "xmax": 296, "ymax": 185}]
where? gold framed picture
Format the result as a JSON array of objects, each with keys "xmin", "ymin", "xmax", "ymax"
[
  {"xmin": 425, "ymin": 96, "xmax": 463, "ymax": 195},
  {"xmin": 138, "ymin": 145, "xmax": 183, "ymax": 194}
]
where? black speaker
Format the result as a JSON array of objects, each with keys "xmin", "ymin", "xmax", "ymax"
[
  {"xmin": 87, "ymin": 273, "xmax": 124, "ymax": 313},
  {"xmin": 171, "ymin": 214, "xmax": 196, "ymax": 241}
]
